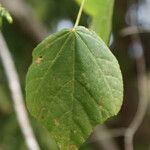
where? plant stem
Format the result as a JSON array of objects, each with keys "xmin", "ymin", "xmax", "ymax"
[
  {"xmin": 0, "ymin": 31, "xmax": 40, "ymax": 150},
  {"xmin": 124, "ymin": 35, "xmax": 148, "ymax": 150},
  {"xmin": 124, "ymin": 6, "xmax": 148, "ymax": 150},
  {"xmin": 73, "ymin": 0, "xmax": 85, "ymax": 29}
]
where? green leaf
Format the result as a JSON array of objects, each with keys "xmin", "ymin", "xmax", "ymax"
[
  {"xmin": 26, "ymin": 26, "xmax": 123, "ymax": 149},
  {"xmin": 0, "ymin": 4, "xmax": 13, "ymax": 26},
  {"xmin": 75, "ymin": 0, "xmax": 114, "ymax": 44}
]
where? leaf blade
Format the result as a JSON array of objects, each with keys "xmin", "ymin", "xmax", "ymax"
[{"xmin": 26, "ymin": 26, "xmax": 123, "ymax": 149}]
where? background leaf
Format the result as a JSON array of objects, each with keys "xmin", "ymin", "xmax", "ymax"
[
  {"xmin": 26, "ymin": 26, "xmax": 123, "ymax": 149},
  {"xmin": 75, "ymin": 0, "xmax": 114, "ymax": 44},
  {"xmin": 0, "ymin": 5, "xmax": 13, "ymax": 26}
]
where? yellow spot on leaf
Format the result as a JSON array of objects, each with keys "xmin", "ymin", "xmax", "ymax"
[
  {"xmin": 35, "ymin": 56, "xmax": 43, "ymax": 64},
  {"xmin": 99, "ymin": 105, "xmax": 103, "ymax": 110},
  {"xmin": 69, "ymin": 145, "xmax": 77, "ymax": 150},
  {"xmin": 45, "ymin": 44, "xmax": 49, "ymax": 49},
  {"xmin": 54, "ymin": 119, "xmax": 60, "ymax": 127},
  {"xmin": 99, "ymin": 102, "xmax": 103, "ymax": 110}
]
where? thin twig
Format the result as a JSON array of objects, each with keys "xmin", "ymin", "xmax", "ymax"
[
  {"xmin": 124, "ymin": 33, "xmax": 148, "ymax": 150},
  {"xmin": 120, "ymin": 26, "xmax": 150, "ymax": 37},
  {"xmin": 84, "ymin": 126, "xmax": 127, "ymax": 150},
  {"xmin": 92, "ymin": 126, "xmax": 120, "ymax": 150},
  {"xmin": 92, "ymin": 127, "xmax": 126, "ymax": 140},
  {"xmin": 123, "ymin": 1, "xmax": 149, "ymax": 149},
  {"xmin": 0, "ymin": 31, "xmax": 40, "ymax": 150},
  {"xmin": 73, "ymin": 0, "xmax": 85, "ymax": 29}
]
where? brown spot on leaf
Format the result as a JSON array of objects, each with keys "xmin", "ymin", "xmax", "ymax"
[
  {"xmin": 35, "ymin": 56, "xmax": 43, "ymax": 64},
  {"xmin": 38, "ymin": 107, "xmax": 46, "ymax": 120}
]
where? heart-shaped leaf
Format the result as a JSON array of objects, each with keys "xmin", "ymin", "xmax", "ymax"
[{"xmin": 26, "ymin": 26, "xmax": 123, "ymax": 149}]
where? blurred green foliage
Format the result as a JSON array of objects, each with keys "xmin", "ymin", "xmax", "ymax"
[
  {"xmin": 76, "ymin": 0, "xmax": 114, "ymax": 44},
  {"xmin": 0, "ymin": 5, "xmax": 13, "ymax": 27}
]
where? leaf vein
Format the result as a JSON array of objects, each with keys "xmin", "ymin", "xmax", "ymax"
[
  {"xmin": 32, "ymin": 34, "xmax": 72, "ymax": 106},
  {"xmin": 76, "ymin": 33, "xmax": 117, "ymax": 113}
]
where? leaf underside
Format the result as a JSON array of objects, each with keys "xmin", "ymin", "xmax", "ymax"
[{"xmin": 26, "ymin": 26, "xmax": 123, "ymax": 150}]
